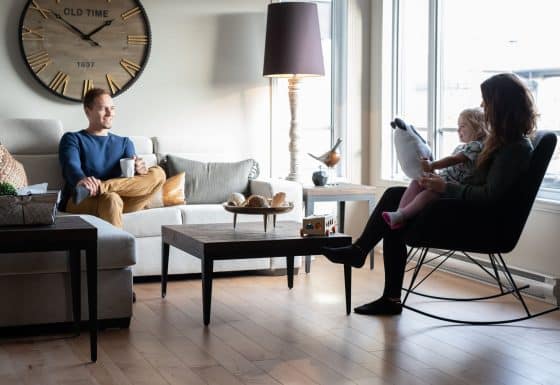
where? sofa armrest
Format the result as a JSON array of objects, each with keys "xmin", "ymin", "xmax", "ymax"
[{"xmin": 250, "ymin": 178, "xmax": 303, "ymax": 222}]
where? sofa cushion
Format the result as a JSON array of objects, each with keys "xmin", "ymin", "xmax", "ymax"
[
  {"xmin": 0, "ymin": 145, "xmax": 28, "ymax": 188},
  {"xmin": 123, "ymin": 206, "xmax": 183, "ymax": 238},
  {"xmin": 0, "ymin": 214, "xmax": 135, "ymax": 275},
  {"xmin": 166, "ymin": 156, "xmax": 258, "ymax": 204}
]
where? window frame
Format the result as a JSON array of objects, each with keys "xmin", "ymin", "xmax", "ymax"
[{"xmin": 381, "ymin": 0, "xmax": 560, "ymax": 202}]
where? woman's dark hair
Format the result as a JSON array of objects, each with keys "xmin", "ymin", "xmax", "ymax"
[
  {"xmin": 478, "ymin": 73, "xmax": 537, "ymax": 167},
  {"xmin": 83, "ymin": 88, "xmax": 111, "ymax": 110}
]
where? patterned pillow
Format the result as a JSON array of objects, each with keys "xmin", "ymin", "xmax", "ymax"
[{"xmin": 0, "ymin": 145, "xmax": 28, "ymax": 188}]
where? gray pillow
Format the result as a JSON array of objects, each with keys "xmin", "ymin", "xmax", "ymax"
[{"xmin": 165, "ymin": 156, "xmax": 259, "ymax": 204}]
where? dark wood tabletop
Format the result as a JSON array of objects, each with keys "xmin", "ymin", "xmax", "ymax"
[
  {"xmin": 0, "ymin": 215, "xmax": 97, "ymax": 252},
  {"xmin": 162, "ymin": 221, "xmax": 351, "ymax": 260}
]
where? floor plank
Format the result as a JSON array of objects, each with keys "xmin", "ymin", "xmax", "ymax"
[{"xmin": 1, "ymin": 254, "xmax": 559, "ymax": 385}]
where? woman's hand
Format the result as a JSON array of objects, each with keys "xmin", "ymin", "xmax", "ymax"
[
  {"xmin": 419, "ymin": 173, "xmax": 446, "ymax": 193},
  {"xmin": 420, "ymin": 158, "xmax": 432, "ymax": 172}
]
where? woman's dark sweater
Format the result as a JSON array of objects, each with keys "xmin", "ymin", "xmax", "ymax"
[{"xmin": 444, "ymin": 137, "xmax": 533, "ymax": 201}]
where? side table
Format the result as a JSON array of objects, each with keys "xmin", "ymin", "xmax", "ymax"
[
  {"xmin": 303, "ymin": 183, "xmax": 376, "ymax": 272},
  {"xmin": 0, "ymin": 216, "xmax": 98, "ymax": 362}
]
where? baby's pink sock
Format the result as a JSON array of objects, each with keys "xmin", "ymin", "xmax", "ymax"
[{"xmin": 382, "ymin": 210, "xmax": 405, "ymax": 230}]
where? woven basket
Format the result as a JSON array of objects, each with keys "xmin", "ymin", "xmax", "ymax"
[{"xmin": 0, "ymin": 191, "xmax": 60, "ymax": 226}]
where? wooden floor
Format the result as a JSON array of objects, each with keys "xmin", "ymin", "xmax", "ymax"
[{"xmin": 1, "ymin": 255, "xmax": 560, "ymax": 385}]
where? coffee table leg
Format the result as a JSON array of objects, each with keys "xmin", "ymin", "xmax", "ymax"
[
  {"xmin": 162, "ymin": 242, "xmax": 170, "ymax": 298},
  {"xmin": 287, "ymin": 255, "xmax": 294, "ymax": 289},
  {"xmin": 86, "ymin": 243, "xmax": 98, "ymax": 362},
  {"xmin": 201, "ymin": 256, "xmax": 214, "ymax": 325},
  {"xmin": 344, "ymin": 262, "xmax": 351, "ymax": 315}
]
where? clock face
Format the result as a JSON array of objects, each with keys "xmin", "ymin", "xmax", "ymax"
[{"xmin": 19, "ymin": 0, "xmax": 151, "ymax": 102}]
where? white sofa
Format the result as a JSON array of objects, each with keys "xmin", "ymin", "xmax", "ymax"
[
  {"xmin": 130, "ymin": 135, "xmax": 303, "ymax": 277},
  {"xmin": 0, "ymin": 119, "xmax": 302, "ymax": 328}
]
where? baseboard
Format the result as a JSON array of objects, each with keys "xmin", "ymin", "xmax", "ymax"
[{"xmin": 410, "ymin": 250, "xmax": 559, "ymax": 305}]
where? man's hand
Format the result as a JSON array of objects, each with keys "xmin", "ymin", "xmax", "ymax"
[
  {"xmin": 134, "ymin": 156, "xmax": 148, "ymax": 175},
  {"xmin": 419, "ymin": 173, "xmax": 446, "ymax": 193},
  {"xmin": 77, "ymin": 176, "xmax": 101, "ymax": 196}
]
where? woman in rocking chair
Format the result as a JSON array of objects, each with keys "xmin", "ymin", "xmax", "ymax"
[{"xmin": 322, "ymin": 73, "xmax": 537, "ymax": 316}]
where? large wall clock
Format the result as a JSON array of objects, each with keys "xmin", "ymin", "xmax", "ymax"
[{"xmin": 19, "ymin": 0, "xmax": 151, "ymax": 102}]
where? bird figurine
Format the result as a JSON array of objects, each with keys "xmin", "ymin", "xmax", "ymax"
[{"xmin": 308, "ymin": 138, "xmax": 342, "ymax": 168}]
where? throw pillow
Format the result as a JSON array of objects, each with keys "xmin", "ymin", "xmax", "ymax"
[
  {"xmin": 146, "ymin": 172, "xmax": 186, "ymax": 208},
  {"xmin": 392, "ymin": 118, "xmax": 433, "ymax": 180},
  {"xmin": 165, "ymin": 156, "xmax": 259, "ymax": 204},
  {"xmin": 0, "ymin": 145, "xmax": 28, "ymax": 188}
]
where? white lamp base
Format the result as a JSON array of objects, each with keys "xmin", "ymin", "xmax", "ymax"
[{"xmin": 286, "ymin": 76, "xmax": 301, "ymax": 182}]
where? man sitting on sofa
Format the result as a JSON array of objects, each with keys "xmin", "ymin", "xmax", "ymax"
[{"xmin": 59, "ymin": 88, "xmax": 165, "ymax": 228}]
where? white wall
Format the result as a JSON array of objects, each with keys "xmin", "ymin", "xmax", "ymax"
[{"xmin": 0, "ymin": 0, "xmax": 271, "ymax": 170}]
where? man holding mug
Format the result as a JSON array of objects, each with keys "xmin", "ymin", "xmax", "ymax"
[{"xmin": 58, "ymin": 88, "xmax": 165, "ymax": 228}]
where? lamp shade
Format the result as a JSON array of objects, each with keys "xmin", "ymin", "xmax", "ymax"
[{"xmin": 263, "ymin": 2, "xmax": 325, "ymax": 78}]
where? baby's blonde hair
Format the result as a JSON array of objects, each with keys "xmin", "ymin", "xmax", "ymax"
[{"xmin": 459, "ymin": 107, "xmax": 488, "ymax": 141}]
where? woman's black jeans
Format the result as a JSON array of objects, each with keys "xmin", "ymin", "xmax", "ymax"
[{"xmin": 354, "ymin": 186, "xmax": 408, "ymax": 299}]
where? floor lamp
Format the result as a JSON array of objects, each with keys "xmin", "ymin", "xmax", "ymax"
[{"xmin": 263, "ymin": 2, "xmax": 324, "ymax": 182}]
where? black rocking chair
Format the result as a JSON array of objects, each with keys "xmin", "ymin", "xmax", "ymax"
[{"xmin": 401, "ymin": 131, "xmax": 559, "ymax": 325}]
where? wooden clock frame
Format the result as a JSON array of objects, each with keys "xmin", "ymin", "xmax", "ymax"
[{"xmin": 18, "ymin": 0, "xmax": 152, "ymax": 102}]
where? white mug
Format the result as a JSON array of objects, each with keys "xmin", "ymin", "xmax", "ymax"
[{"xmin": 120, "ymin": 158, "xmax": 135, "ymax": 178}]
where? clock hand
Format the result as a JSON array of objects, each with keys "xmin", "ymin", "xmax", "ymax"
[
  {"xmin": 85, "ymin": 19, "xmax": 113, "ymax": 39},
  {"xmin": 50, "ymin": 11, "xmax": 101, "ymax": 47}
]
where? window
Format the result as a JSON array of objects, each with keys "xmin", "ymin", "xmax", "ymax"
[
  {"xmin": 270, "ymin": 0, "xmax": 346, "ymax": 184},
  {"xmin": 383, "ymin": 0, "xmax": 560, "ymax": 200}
]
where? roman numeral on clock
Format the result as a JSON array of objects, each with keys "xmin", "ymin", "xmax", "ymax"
[
  {"xmin": 121, "ymin": 7, "xmax": 141, "ymax": 21},
  {"xmin": 127, "ymin": 35, "xmax": 148, "ymax": 45},
  {"xmin": 26, "ymin": 51, "xmax": 51, "ymax": 74},
  {"xmin": 30, "ymin": 0, "xmax": 49, "ymax": 19},
  {"xmin": 120, "ymin": 58, "xmax": 141, "ymax": 78},
  {"xmin": 22, "ymin": 25, "xmax": 44, "ymax": 41},
  {"xmin": 106, "ymin": 74, "xmax": 121, "ymax": 94},
  {"xmin": 49, "ymin": 71, "xmax": 69, "ymax": 95},
  {"xmin": 82, "ymin": 79, "xmax": 94, "ymax": 98}
]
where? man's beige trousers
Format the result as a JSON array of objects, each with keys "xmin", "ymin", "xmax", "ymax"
[{"xmin": 66, "ymin": 166, "xmax": 166, "ymax": 228}]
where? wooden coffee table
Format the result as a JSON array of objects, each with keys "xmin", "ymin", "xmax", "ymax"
[{"xmin": 161, "ymin": 221, "xmax": 352, "ymax": 325}]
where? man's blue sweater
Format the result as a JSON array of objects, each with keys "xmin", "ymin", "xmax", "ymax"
[{"xmin": 58, "ymin": 130, "xmax": 135, "ymax": 209}]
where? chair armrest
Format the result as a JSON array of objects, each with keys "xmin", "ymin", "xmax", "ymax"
[{"xmin": 250, "ymin": 178, "xmax": 303, "ymax": 222}]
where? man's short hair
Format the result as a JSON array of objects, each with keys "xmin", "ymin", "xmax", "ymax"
[{"xmin": 83, "ymin": 88, "xmax": 111, "ymax": 109}]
